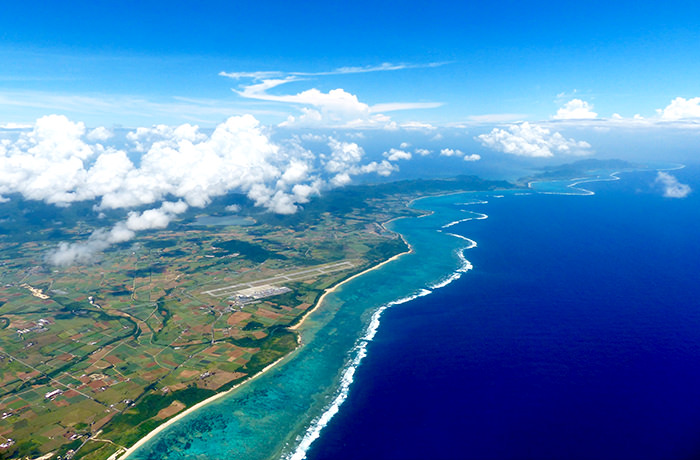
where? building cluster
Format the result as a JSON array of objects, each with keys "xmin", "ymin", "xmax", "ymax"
[{"xmin": 16, "ymin": 318, "xmax": 51, "ymax": 335}]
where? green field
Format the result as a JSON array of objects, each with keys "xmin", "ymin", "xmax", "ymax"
[{"xmin": 0, "ymin": 176, "xmax": 510, "ymax": 459}]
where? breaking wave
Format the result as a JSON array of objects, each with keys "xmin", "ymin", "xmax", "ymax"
[
  {"xmin": 286, "ymin": 289, "xmax": 432, "ymax": 460},
  {"xmin": 442, "ymin": 212, "xmax": 488, "ymax": 229},
  {"xmin": 429, "ymin": 236, "xmax": 475, "ymax": 289}
]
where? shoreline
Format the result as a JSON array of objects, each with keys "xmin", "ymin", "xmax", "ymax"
[
  {"xmin": 116, "ymin": 225, "xmax": 412, "ymax": 460},
  {"xmin": 116, "ymin": 353, "xmax": 288, "ymax": 460},
  {"xmin": 289, "ymin": 236, "xmax": 412, "ymax": 331}
]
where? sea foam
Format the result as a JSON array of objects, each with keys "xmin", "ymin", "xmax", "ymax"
[
  {"xmin": 442, "ymin": 212, "xmax": 488, "ymax": 229},
  {"xmin": 286, "ymin": 204, "xmax": 484, "ymax": 459},
  {"xmin": 429, "ymin": 239, "xmax": 475, "ymax": 289},
  {"xmin": 456, "ymin": 199, "xmax": 488, "ymax": 206},
  {"xmin": 286, "ymin": 289, "xmax": 432, "ymax": 460}
]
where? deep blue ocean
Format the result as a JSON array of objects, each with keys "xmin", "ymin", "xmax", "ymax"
[
  {"xmin": 129, "ymin": 166, "xmax": 700, "ymax": 460},
  {"xmin": 306, "ymin": 166, "xmax": 700, "ymax": 460}
]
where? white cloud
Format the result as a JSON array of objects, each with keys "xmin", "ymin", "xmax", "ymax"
[
  {"xmin": 324, "ymin": 138, "xmax": 365, "ymax": 173},
  {"xmin": 477, "ymin": 122, "xmax": 592, "ymax": 157},
  {"xmin": 324, "ymin": 138, "xmax": 398, "ymax": 185},
  {"xmin": 46, "ymin": 201, "xmax": 189, "ymax": 266},
  {"xmin": 358, "ymin": 160, "xmax": 397, "ymax": 176},
  {"xmin": 400, "ymin": 142, "xmax": 411, "ymax": 149},
  {"xmin": 0, "ymin": 114, "xmax": 328, "ymax": 214},
  {"xmin": 440, "ymin": 148, "xmax": 464, "ymax": 157},
  {"xmin": 657, "ymin": 97, "xmax": 700, "ymax": 120},
  {"xmin": 330, "ymin": 172, "xmax": 352, "ymax": 187},
  {"xmin": 2, "ymin": 114, "xmax": 405, "ymax": 265},
  {"xmin": 225, "ymin": 64, "xmax": 442, "ymax": 129},
  {"xmin": 400, "ymin": 121, "xmax": 436, "ymax": 130},
  {"xmin": 220, "ymin": 62, "xmax": 448, "ymax": 80},
  {"xmin": 554, "ymin": 99, "xmax": 598, "ymax": 120},
  {"xmin": 655, "ymin": 172, "xmax": 691, "ymax": 198},
  {"xmin": 463, "ymin": 154, "xmax": 481, "ymax": 162},
  {"xmin": 415, "ymin": 148, "xmax": 432, "ymax": 156},
  {"xmin": 263, "ymin": 86, "xmax": 388, "ymax": 128},
  {"xmin": 86, "ymin": 126, "xmax": 113, "ymax": 141},
  {"xmin": 384, "ymin": 148, "xmax": 412, "ymax": 161}
]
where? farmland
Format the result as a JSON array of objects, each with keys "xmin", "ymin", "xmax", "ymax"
[{"xmin": 0, "ymin": 175, "xmax": 509, "ymax": 459}]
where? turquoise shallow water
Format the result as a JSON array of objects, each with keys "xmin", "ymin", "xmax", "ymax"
[
  {"xmin": 305, "ymin": 165, "xmax": 700, "ymax": 460},
  {"xmin": 127, "ymin": 191, "xmax": 494, "ymax": 460},
  {"xmin": 130, "ymin": 166, "xmax": 657, "ymax": 459}
]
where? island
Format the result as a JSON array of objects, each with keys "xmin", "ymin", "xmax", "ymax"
[{"xmin": 0, "ymin": 175, "xmax": 510, "ymax": 460}]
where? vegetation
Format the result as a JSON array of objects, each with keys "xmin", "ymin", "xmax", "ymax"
[{"xmin": 0, "ymin": 176, "xmax": 510, "ymax": 459}]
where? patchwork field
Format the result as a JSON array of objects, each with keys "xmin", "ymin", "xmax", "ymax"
[{"xmin": 0, "ymin": 176, "xmax": 508, "ymax": 459}]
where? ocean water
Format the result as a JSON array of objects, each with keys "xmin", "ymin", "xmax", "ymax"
[
  {"xmin": 129, "ymin": 166, "xmax": 700, "ymax": 460},
  {"xmin": 307, "ymin": 166, "xmax": 700, "ymax": 460}
]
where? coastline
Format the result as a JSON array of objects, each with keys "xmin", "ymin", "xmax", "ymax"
[
  {"xmin": 117, "ymin": 353, "xmax": 288, "ymax": 460},
  {"xmin": 289, "ymin": 236, "xmax": 412, "ymax": 331},
  {"xmin": 116, "ymin": 227, "xmax": 412, "ymax": 460}
]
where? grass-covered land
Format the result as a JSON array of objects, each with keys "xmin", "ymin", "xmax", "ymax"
[{"xmin": 0, "ymin": 176, "xmax": 511, "ymax": 459}]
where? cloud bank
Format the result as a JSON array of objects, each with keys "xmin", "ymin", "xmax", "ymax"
[
  {"xmin": 1, "ymin": 114, "xmax": 405, "ymax": 264},
  {"xmin": 477, "ymin": 122, "xmax": 592, "ymax": 157},
  {"xmin": 657, "ymin": 97, "xmax": 700, "ymax": 121}
]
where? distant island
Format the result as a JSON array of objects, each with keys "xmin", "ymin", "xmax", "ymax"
[
  {"xmin": 0, "ymin": 175, "xmax": 510, "ymax": 460},
  {"xmin": 522, "ymin": 159, "xmax": 644, "ymax": 183}
]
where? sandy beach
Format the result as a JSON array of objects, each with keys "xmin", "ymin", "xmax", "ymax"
[
  {"xmin": 116, "ymin": 353, "xmax": 287, "ymax": 460},
  {"xmin": 289, "ymin": 239, "xmax": 412, "ymax": 331},
  {"xmin": 117, "ymin": 231, "xmax": 412, "ymax": 459}
]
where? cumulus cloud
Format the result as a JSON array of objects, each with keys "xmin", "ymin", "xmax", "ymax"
[
  {"xmin": 477, "ymin": 122, "xmax": 592, "ymax": 157},
  {"xmin": 657, "ymin": 97, "xmax": 700, "ymax": 120},
  {"xmin": 0, "ymin": 114, "xmax": 313, "ymax": 212},
  {"xmin": 440, "ymin": 148, "xmax": 464, "ymax": 157},
  {"xmin": 554, "ymin": 99, "xmax": 598, "ymax": 119},
  {"xmin": 384, "ymin": 148, "xmax": 412, "ymax": 161},
  {"xmin": 249, "ymin": 85, "xmax": 374, "ymax": 126},
  {"xmin": 415, "ymin": 148, "xmax": 432, "ymax": 156},
  {"xmin": 437, "ymin": 148, "xmax": 480, "ymax": 161},
  {"xmin": 655, "ymin": 172, "xmax": 692, "ymax": 198},
  {"xmin": 2, "ymin": 114, "xmax": 405, "ymax": 265},
  {"xmin": 86, "ymin": 126, "xmax": 113, "ymax": 141},
  {"xmin": 357, "ymin": 160, "xmax": 397, "ymax": 176},
  {"xmin": 324, "ymin": 138, "xmax": 398, "ymax": 185}
]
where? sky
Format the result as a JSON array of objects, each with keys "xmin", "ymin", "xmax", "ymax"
[
  {"xmin": 0, "ymin": 0, "xmax": 698, "ymax": 264},
  {"xmin": 2, "ymin": 1, "xmax": 700, "ymax": 126}
]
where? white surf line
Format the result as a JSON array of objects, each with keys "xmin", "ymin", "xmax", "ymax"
[
  {"xmin": 529, "ymin": 163, "xmax": 687, "ymax": 196},
  {"xmin": 288, "ymin": 224, "xmax": 482, "ymax": 458},
  {"xmin": 455, "ymin": 199, "xmax": 489, "ymax": 206},
  {"xmin": 285, "ymin": 289, "xmax": 433, "ymax": 460},
  {"xmin": 442, "ymin": 212, "xmax": 488, "ymax": 229},
  {"xmin": 528, "ymin": 173, "xmax": 619, "ymax": 196}
]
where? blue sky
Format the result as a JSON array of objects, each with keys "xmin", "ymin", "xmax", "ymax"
[{"xmin": 2, "ymin": 1, "xmax": 700, "ymax": 126}]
